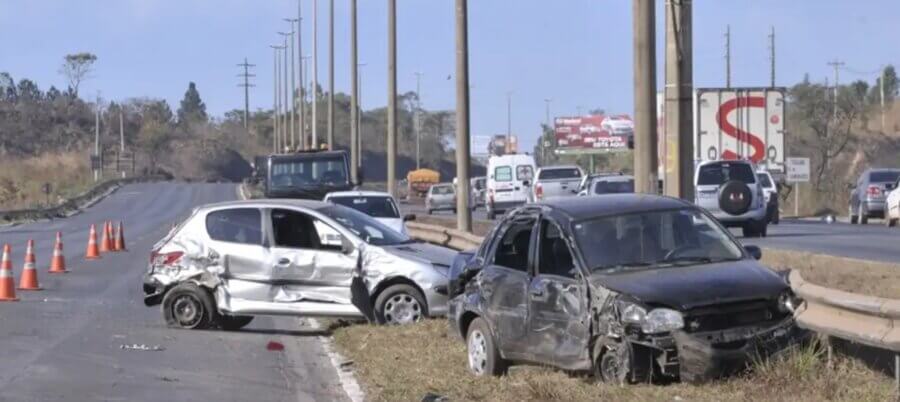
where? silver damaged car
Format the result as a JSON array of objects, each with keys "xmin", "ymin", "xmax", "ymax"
[{"xmin": 142, "ymin": 199, "xmax": 455, "ymax": 329}]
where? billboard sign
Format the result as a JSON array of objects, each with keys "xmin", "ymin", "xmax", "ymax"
[{"xmin": 553, "ymin": 114, "xmax": 633, "ymax": 150}]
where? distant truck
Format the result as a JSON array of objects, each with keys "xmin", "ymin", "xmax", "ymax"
[
  {"xmin": 407, "ymin": 169, "xmax": 440, "ymax": 198},
  {"xmin": 263, "ymin": 150, "xmax": 356, "ymax": 200},
  {"xmin": 657, "ymin": 87, "xmax": 786, "ymax": 175}
]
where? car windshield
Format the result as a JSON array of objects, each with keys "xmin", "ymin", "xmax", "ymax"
[
  {"xmin": 697, "ymin": 162, "xmax": 756, "ymax": 185},
  {"xmin": 594, "ymin": 179, "xmax": 634, "ymax": 194},
  {"xmin": 328, "ymin": 196, "xmax": 400, "ymax": 218},
  {"xmin": 573, "ymin": 208, "xmax": 744, "ymax": 274},
  {"xmin": 269, "ymin": 155, "xmax": 348, "ymax": 188},
  {"xmin": 870, "ymin": 171, "xmax": 900, "ymax": 183},
  {"xmin": 539, "ymin": 168, "xmax": 581, "ymax": 180},
  {"xmin": 757, "ymin": 173, "xmax": 774, "ymax": 188},
  {"xmin": 318, "ymin": 205, "xmax": 411, "ymax": 246},
  {"xmin": 432, "ymin": 185, "xmax": 454, "ymax": 195}
]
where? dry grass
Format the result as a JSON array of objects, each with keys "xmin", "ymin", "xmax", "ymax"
[
  {"xmin": 333, "ymin": 320, "xmax": 895, "ymax": 402},
  {"xmin": 0, "ymin": 151, "xmax": 93, "ymax": 210},
  {"xmin": 762, "ymin": 249, "xmax": 900, "ymax": 299}
]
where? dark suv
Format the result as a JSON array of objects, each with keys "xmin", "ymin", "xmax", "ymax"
[
  {"xmin": 849, "ymin": 168, "xmax": 900, "ymax": 224},
  {"xmin": 447, "ymin": 195, "xmax": 803, "ymax": 383}
]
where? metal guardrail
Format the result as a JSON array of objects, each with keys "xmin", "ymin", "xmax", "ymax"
[{"xmin": 406, "ymin": 222, "xmax": 483, "ymax": 251}]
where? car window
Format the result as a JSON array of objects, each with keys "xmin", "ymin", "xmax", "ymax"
[
  {"xmin": 697, "ymin": 162, "xmax": 756, "ymax": 185},
  {"xmin": 870, "ymin": 171, "xmax": 900, "ymax": 183},
  {"xmin": 329, "ymin": 196, "xmax": 399, "ymax": 218},
  {"xmin": 756, "ymin": 173, "xmax": 774, "ymax": 189},
  {"xmin": 538, "ymin": 168, "xmax": 581, "ymax": 180},
  {"xmin": 271, "ymin": 208, "xmax": 344, "ymax": 252},
  {"xmin": 494, "ymin": 166, "xmax": 513, "ymax": 182},
  {"xmin": 206, "ymin": 208, "xmax": 262, "ymax": 245},
  {"xmin": 516, "ymin": 165, "xmax": 534, "ymax": 181},
  {"xmin": 538, "ymin": 219, "xmax": 577, "ymax": 278},
  {"xmin": 318, "ymin": 205, "xmax": 411, "ymax": 246},
  {"xmin": 431, "ymin": 185, "xmax": 454, "ymax": 195},
  {"xmin": 269, "ymin": 155, "xmax": 349, "ymax": 188},
  {"xmin": 594, "ymin": 179, "xmax": 635, "ymax": 195},
  {"xmin": 491, "ymin": 218, "xmax": 535, "ymax": 272}
]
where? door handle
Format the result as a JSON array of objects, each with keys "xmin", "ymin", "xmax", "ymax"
[
  {"xmin": 529, "ymin": 287, "xmax": 547, "ymax": 301},
  {"xmin": 277, "ymin": 258, "xmax": 291, "ymax": 266}
]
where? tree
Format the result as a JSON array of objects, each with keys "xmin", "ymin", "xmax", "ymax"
[
  {"xmin": 59, "ymin": 53, "xmax": 97, "ymax": 97},
  {"xmin": 177, "ymin": 82, "xmax": 207, "ymax": 124},
  {"xmin": 137, "ymin": 118, "xmax": 173, "ymax": 173},
  {"xmin": 869, "ymin": 65, "xmax": 898, "ymax": 105}
]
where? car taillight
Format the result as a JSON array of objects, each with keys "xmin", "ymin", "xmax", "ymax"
[
  {"xmin": 150, "ymin": 250, "xmax": 184, "ymax": 266},
  {"xmin": 535, "ymin": 183, "xmax": 543, "ymax": 199},
  {"xmin": 868, "ymin": 186, "xmax": 882, "ymax": 196}
]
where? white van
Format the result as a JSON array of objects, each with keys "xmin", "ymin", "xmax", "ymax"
[{"xmin": 486, "ymin": 154, "xmax": 536, "ymax": 219}]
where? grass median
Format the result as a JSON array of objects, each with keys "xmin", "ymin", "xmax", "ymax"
[{"xmin": 332, "ymin": 320, "xmax": 894, "ymax": 402}]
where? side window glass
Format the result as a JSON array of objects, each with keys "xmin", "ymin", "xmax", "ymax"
[
  {"xmin": 491, "ymin": 219, "xmax": 534, "ymax": 272},
  {"xmin": 206, "ymin": 208, "xmax": 262, "ymax": 245},
  {"xmin": 271, "ymin": 209, "xmax": 344, "ymax": 252},
  {"xmin": 538, "ymin": 220, "xmax": 577, "ymax": 278}
]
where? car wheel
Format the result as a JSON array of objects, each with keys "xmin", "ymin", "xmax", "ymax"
[
  {"xmin": 219, "ymin": 315, "xmax": 254, "ymax": 331},
  {"xmin": 742, "ymin": 222, "xmax": 757, "ymax": 238},
  {"xmin": 374, "ymin": 284, "xmax": 427, "ymax": 325},
  {"xmin": 772, "ymin": 208, "xmax": 780, "ymax": 225},
  {"xmin": 162, "ymin": 283, "xmax": 218, "ymax": 330},
  {"xmin": 593, "ymin": 342, "xmax": 630, "ymax": 383},
  {"xmin": 859, "ymin": 204, "xmax": 868, "ymax": 225},
  {"xmin": 849, "ymin": 205, "xmax": 858, "ymax": 224},
  {"xmin": 466, "ymin": 317, "xmax": 507, "ymax": 377}
]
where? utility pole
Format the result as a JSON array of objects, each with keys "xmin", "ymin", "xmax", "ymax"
[
  {"xmin": 350, "ymin": 0, "xmax": 359, "ymax": 181},
  {"xmin": 455, "ymin": 0, "xmax": 472, "ymax": 232},
  {"xmin": 664, "ymin": 0, "xmax": 694, "ymax": 200},
  {"xmin": 271, "ymin": 44, "xmax": 284, "ymax": 153},
  {"xmin": 285, "ymin": 20, "xmax": 299, "ymax": 149},
  {"xmin": 298, "ymin": 1, "xmax": 306, "ymax": 149},
  {"xmin": 543, "ymin": 98, "xmax": 552, "ymax": 166},
  {"xmin": 769, "ymin": 26, "xmax": 776, "ymax": 87},
  {"xmin": 544, "ymin": 98, "xmax": 552, "ymax": 127},
  {"xmin": 358, "ymin": 63, "xmax": 367, "ymax": 169},
  {"xmin": 237, "ymin": 58, "xmax": 256, "ymax": 129},
  {"xmin": 119, "ymin": 112, "xmax": 125, "ymax": 178},
  {"xmin": 312, "ymin": 0, "xmax": 319, "ymax": 149},
  {"xmin": 387, "ymin": 0, "xmax": 398, "ymax": 197},
  {"xmin": 506, "ymin": 91, "xmax": 513, "ymax": 147},
  {"xmin": 827, "ymin": 59, "xmax": 845, "ymax": 120},
  {"xmin": 882, "ymin": 66, "xmax": 887, "ymax": 132},
  {"xmin": 633, "ymin": 0, "xmax": 658, "ymax": 194},
  {"xmin": 415, "ymin": 72, "xmax": 423, "ymax": 169},
  {"xmin": 278, "ymin": 32, "xmax": 293, "ymax": 151},
  {"xmin": 302, "ymin": 55, "xmax": 310, "ymax": 148},
  {"xmin": 327, "ymin": 0, "xmax": 335, "ymax": 150},
  {"xmin": 724, "ymin": 24, "xmax": 731, "ymax": 88},
  {"xmin": 94, "ymin": 93, "xmax": 101, "ymax": 182}
]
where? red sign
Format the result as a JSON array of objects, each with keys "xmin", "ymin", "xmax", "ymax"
[{"xmin": 553, "ymin": 114, "xmax": 632, "ymax": 149}]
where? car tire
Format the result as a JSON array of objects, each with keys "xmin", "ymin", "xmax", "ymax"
[
  {"xmin": 742, "ymin": 222, "xmax": 757, "ymax": 238},
  {"xmin": 219, "ymin": 315, "xmax": 254, "ymax": 331},
  {"xmin": 859, "ymin": 204, "xmax": 868, "ymax": 225},
  {"xmin": 466, "ymin": 317, "xmax": 507, "ymax": 377},
  {"xmin": 374, "ymin": 284, "xmax": 427, "ymax": 325},
  {"xmin": 593, "ymin": 341, "xmax": 639, "ymax": 384},
  {"xmin": 849, "ymin": 205, "xmax": 859, "ymax": 224},
  {"xmin": 162, "ymin": 283, "xmax": 218, "ymax": 330},
  {"xmin": 772, "ymin": 208, "xmax": 780, "ymax": 225},
  {"xmin": 887, "ymin": 217, "xmax": 897, "ymax": 228}
]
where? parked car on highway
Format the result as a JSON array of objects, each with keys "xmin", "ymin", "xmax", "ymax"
[
  {"xmin": 263, "ymin": 150, "xmax": 358, "ymax": 200},
  {"xmin": 578, "ymin": 174, "xmax": 634, "ymax": 196},
  {"xmin": 757, "ymin": 171, "xmax": 780, "ymax": 224},
  {"xmin": 143, "ymin": 199, "xmax": 455, "ymax": 329},
  {"xmin": 447, "ymin": 195, "xmax": 804, "ymax": 383},
  {"xmin": 324, "ymin": 191, "xmax": 414, "ymax": 235},
  {"xmin": 694, "ymin": 160, "xmax": 768, "ymax": 237},
  {"xmin": 486, "ymin": 154, "xmax": 536, "ymax": 220},
  {"xmin": 426, "ymin": 183, "xmax": 457, "ymax": 214},
  {"xmin": 849, "ymin": 168, "xmax": 900, "ymax": 224},
  {"xmin": 531, "ymin": 165, "xmax": 583, "ymax": 202}
]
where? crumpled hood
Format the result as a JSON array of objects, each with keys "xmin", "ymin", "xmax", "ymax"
[
  {"xmin": 590, "ymin": 259, "xmax": 788, "ymax": 310},
  {"xmin": 381, "ymin": 242, "xmax": 456, "ymax": 268}
]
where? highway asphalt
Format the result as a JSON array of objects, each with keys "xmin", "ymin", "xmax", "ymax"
[
  {"xmin": 0, "ymin": 182, "xmax": 348, "ymax": 402},
  {"xmin": 402, "ymin": 202, "xmax": 900, "ymax": 264}
]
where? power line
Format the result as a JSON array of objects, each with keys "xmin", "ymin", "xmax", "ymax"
[{"xmin": 236, "ymin": 58, "xmax": 256, "ymax": 130}]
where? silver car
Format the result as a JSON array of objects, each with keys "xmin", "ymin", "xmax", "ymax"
[
  {"xmin": 694, "ymin": 160, "xmax": 768, "ymax": 238},
  {"xmin": 426, "ymin": 183, "xmax": 456, "ymax": 214},
  {"xmin": 849, "ymin": 168, "xmax": 900, "ymax": 224},
  {"xmin": 142, "ymin": 199, "xmax": 455, "ymax": 329}
]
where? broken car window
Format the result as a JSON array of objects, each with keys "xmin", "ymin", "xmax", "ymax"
[
  {"xmin": 271, "ymin": 208, "xmax": 344, "ymax": 252},
  {"xmin": 318, "ymin": 205, "xmax": 410, "ymax": 246},
  {"xmin": 538, "ymin": 220, "xmax": 577, "ymax": 278},
  {"xmin": 206, "ymin": 208, "xmax": 262, "ymax": 245},
  {"xmin": 491, "ymin": 219, "xmax": 534, "ymax": 272}
]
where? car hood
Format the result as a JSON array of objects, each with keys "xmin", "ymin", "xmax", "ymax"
[
  {"xmin": 589, "ymin": 259, "xmax": 788, "ymax": 310},
  {"xmin": 376, "ymin": 218, "xmax": 405, "ymax": 234},
  {"xmin": 381, "ymin": 241, "xmax": 457, "ymax": 268}
]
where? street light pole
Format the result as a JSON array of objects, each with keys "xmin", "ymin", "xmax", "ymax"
[
  {"xmin": 327, "ymin": 0, "xmax": 335, "ymax": 150},
  {"xmin": 387, "ymin": 0, "xmax": 398, "ymax": 197},
  {"xmin": 350, "ymin": 0, "xmax": 359, "ymax": 181},
  {"xmin": 312, "ymin": 0, "xmax": 319, "ymax": 148},
  {"xmin": 506, "ymin": 91, "xmax": 513, "ymax": 150},
  {"xmin": 298, "ymin": 1, "xmax": 306, "ymax": 149},
  {"xmin": 415, "ymin": 72, "xmax": 423, "ymax": 169},
  {"xmin": 358, "ymin": 63, "xmax": 366, "ymax": 169},
  {"xmin": 455, "ymin": 0, "xmax": 472, "ymax": 232},
  {"xmin": 271, "ymin": 45, "xmax": 281, "ymax": 153},
  {"xmin": 285, "ymin": 19, "xmax": 298, "ymax": 150}
]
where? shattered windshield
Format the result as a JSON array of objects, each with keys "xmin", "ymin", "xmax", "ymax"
[
  {"xmin": 318, "ymin": 205, "xmax": 410, "ymax": 246},
  {"xmin": 573, "ymin": 208, "xmax": 743, "ymax": 274}
]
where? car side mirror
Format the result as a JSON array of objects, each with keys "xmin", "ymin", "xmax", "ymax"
[
  {"xmin": 744, "ymin": 245, "xmax": 762, "ymax": 260},
  {"xmin": 341, "ymin": 238, "xmax": 355, "ymax": 255},
  {"xmin": 403, "ymin": 214, "xmax": 416, "ymax": 222},
  {"xmin": 522, "ymin": 180, "xmax": 531, "ymax": 187}
]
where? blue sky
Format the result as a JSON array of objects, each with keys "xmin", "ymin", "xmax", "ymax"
[{"xmin": 1, "ymin": 1, "xmax": 897, "ymax": 151}]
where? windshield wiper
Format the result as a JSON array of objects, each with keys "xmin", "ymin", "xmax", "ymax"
[
  {"xmin": 591, "ymin": 261, "xmax": 654, "ymax": 273},
  {"xmin": 656, "ymin": 256, "xmax": 740, "ymax": 267}
]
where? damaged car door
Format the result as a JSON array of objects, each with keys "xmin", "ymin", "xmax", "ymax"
[
  {"xmin": 265, "ymin": 208, "xmax": 359, "ymax": 316},
  {"xmin": 527, "ymin": 218, "xmax": 591, "ymax": 369},
  {"xmin": 205, "ymin": 207, "xmax": 271, "ymax": 305}
]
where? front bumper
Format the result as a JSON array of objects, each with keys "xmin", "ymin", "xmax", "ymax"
[{"xmin": 710, "ymin": 206, "xmax": 768, "ymax": 226}]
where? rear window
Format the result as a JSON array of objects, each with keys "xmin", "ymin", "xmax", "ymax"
[
  {"xmin": 494, "ymin": 166, "xmax": 513, "ymax": 182},
  {"xmin": 432, "ymin": 186, "xmax": 454, "ymax": 195},
  {"xmin": 538, "ymin": 168, "xmax": 581, "ymax": 180},
  {"xmin": 594, "ymin": 180, "xmax": 635, "ymax": 195},
  {"xmin": 329, "ymin": 196, "xmax": 400, "ymax": 218},
  {"xmin": 757, "ymin": 173, "xmax": 774, "ymax": 188},
  {"xmin": 870, "ymin": 171, "xmax": 900, "ymax": 183},
  {"xmin": 206, "ymin": 208, "xmax": 262, "ymax": 245},
  {"xmin": 697, "ymin": 162, "xmax": 756, "ymax": 186},
  {"xmin": 516, "ymin": 165, "xmax": 534, "ymax": 181}
]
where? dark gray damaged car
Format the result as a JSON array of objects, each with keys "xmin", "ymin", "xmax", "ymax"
[{"xmin": 447, "ymin": 195, "xmax": 806, "ymax": 383}]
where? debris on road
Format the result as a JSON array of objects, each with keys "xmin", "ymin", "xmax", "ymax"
[
  {"xmin": 120, "ymin": 344, "xmax": 165, "ymax": 351},
  {"xmin": 266, "ymin": 341, "xmax": 285, "ymax": 351}
]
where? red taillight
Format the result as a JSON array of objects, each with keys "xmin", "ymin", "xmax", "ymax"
[
  {"xmin": 151, "ymin": 251, "xmax": 184, "ymax": 266},
  {"xmin": 867, "ymin": 185, "xmax": 882, "ymax": 196},
  {"xmin": 535, "ymin": 183, "xmax": 544, "ymax": 199}
]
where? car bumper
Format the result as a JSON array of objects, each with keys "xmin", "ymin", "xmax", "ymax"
[
  {"xmin": 427, "ymin": 201, "xmax": 456, "ymax": 210},
  {"xmin": 710, "ymin": 206, "xmax": 767, "ymax": 225},
  {"xmin": 142, "ymin": 273, "xmax": 166, "ymax": 307},
  {"xmin": 489, "ymin": 200, "xmax": 526, "ymax": 213},
  {"xmin": 864, "ymin": 200, "xmax": 886, "ymax": 214}
]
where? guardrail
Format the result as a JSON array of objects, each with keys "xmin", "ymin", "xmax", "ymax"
[
  {"xmin": 406, "ymin": 222, "xmax": 900, "ymax": 390},
  {"xmin": 0, "ymin": 175, "xmax": 169, "ymax": 224}
]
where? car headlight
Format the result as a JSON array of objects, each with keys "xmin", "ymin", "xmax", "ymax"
[
  {"xmin": 618, "ymin": 301, "xmax": 684, "ymax": 334},
  {"xmin": 778, "ymin": 291, "xmax": 798, "ymax": 313}
]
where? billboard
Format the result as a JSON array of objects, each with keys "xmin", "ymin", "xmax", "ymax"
[{"xmin": 554, "ymin": 114, "xmax": 633, "ymax": 150}]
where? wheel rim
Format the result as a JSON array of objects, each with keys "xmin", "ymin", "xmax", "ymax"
[
  {"xmin": 600, "ymin": 351, "xmax": 628, "ymax": 383},
  {"xmin": 172, "ymin": 294, "xmax": 204, "ymax": 328},
  {"xmin": 467, "ymin": 329, "xmax": 488, "ymax": 375},
  {"xmin": 383, "ymin": 293, "xmax": 422, "ymax": 325}
]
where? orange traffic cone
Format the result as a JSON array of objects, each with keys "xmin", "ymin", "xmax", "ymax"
[
  {"xmin": 86, "ymin": 224, "xmax": 101, "ymax": 260},
  {"xmin": 114, "ymin": 221, "xmax": 126, "ymax": 252},
  {"xmin": 106, "ymin": 221, "xmax": 114, "ymax": 250},
  {"xmin": 99, "ymin": 221, "xmax": 112, "ymax": 253},
  {"xmin": 49, "ymin": 232, "xmax": 67, "ymax": 274},
  {"xmin": 18, "ymin": 240, "xmax": 41, "ymax": 290},
  {"xmin": 0, "ymin": 244, "xmax": 18, "ymax": 301}
]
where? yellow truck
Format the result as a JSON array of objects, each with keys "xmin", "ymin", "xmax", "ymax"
[{"xmin": 407, "ymin": 169, "xmax": 440, "ymax": 197}]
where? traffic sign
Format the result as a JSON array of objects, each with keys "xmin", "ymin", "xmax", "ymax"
[{"xmin": 786, "ymin": 157, "xmax": 810, "ymax": 183}]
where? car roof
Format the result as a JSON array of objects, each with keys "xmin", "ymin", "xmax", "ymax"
[
  {"xmin": 698, "ymin": 159, "xmax": 754, "ymax": 167},
  {"xmin": 198, "ymin": 198, "xmax": 331, "ymax": 212},
  {"xmin": 539, "ymin": 165, "xmax": 580, "ymax": 170},
  {"xmin": 535, "ymin": 194, "xmax": 691, "ymax": 222},
  {"xmin": 326, "ymin": 190, "xmax": 394, "ymax": 198}
]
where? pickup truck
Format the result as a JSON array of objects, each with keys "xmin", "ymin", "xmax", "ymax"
[{"xmin": 531, "ymin": 165, "xmax": 583, "ymax": 202}]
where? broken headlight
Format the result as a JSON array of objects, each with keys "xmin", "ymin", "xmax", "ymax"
[
  {"xmin": 778, "ymin": 290, "xmax": 799, "ymax": 314},
  {"xmin": 619, "ymin": 301, "xmax": 684, "ymax": 334}
]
